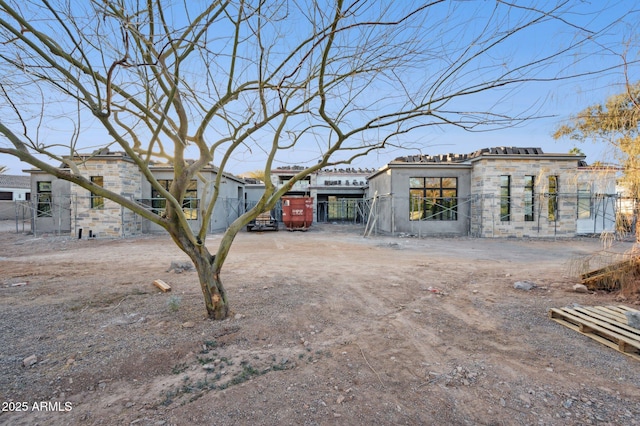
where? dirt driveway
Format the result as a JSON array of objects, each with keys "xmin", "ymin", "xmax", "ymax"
[{"xmin": 1, "ymin": 224, "xmax": 639, "ymax": 425}]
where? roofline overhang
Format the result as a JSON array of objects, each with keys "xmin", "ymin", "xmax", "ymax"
[{"xmin": 469, "ymin": 153, "xmax": 586, "ymax": 163}]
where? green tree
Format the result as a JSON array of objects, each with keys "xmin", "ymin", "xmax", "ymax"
[
  {"xmin": 0, "ymin": 1, "xmax": 635, "ymax": 319},
  {"xmin": 240, "ymin": 170, "xmax": 267, "ymax": 183},
  {"xmin": 554, "ymin": 82, "xmax": 640, "ymax": 237},
  {"xmin": 568, "ymin": 147, "xmax": 585, "ymax": 156}
]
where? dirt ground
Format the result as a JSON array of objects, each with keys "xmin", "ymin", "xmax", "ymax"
[{"xmin": 1, "ymin": 223, "xmax": 640, "ymax": 425}]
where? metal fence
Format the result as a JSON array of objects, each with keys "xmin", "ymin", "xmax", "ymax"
[
  {"xmin": 363, "ymin": 192, "xmax": 626, "ymax": 238},
  {"xmin": 7, "ymin": 192, "xmax": 634, "ymax": 238},
  {"xmin": 316, "ymin": 199, "xmax": 369, "ymax": 224}
]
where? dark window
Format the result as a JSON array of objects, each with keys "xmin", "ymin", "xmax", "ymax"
[
  {"xmin": 151, "ymin": 179, "xmax": 198, "ymax": 219},
  {"xmin": 0, "ymin": 192, "xmax": 12, "ymax": 200},
  {"xmin": 577, "ymin": 183, "xmax": 591, "ymax": 219},
  {"xmin": 409, "ymin": 177, "xmax": 457, "ymax": 221},
  {"xmin": 90, "ymin": 176, "xmax": 104, "ymax": 209},
  {"xmin": 524, "ymin": 176, "xmax": 535, "ymax": 221},
  {"xmin": 548, "ymin": 176, "xmax": 558, "ymax": 221},
  {"xmin": 37, "ymin": 181, "xmax": 52, "ymax": 217},
  {"xmin": 500, "ymin": 175, "xmax": 511, "ymax": 221}
]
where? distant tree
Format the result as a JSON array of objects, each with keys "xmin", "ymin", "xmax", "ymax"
[
  {"xmin": 0, "ymin": 1, "xmax": 636, "ymax": 319},
  {"xmin": 554, "ymin": 81, "xmax": 640, "ymax": 238},
  {"xmin": 568, "ymin": 147, "xmax": 585, "ymax": 156},
  {"xmin": 240, "ymin": 170, "xmax": 266, "ymax": 183}
]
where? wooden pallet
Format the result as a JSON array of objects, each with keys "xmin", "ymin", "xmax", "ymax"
[{"xmin": 549, "ymin": 305, "xmax": 640, "ymax": 361}]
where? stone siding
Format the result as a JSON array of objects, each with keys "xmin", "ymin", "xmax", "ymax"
[
  {"xmin": 470, "ymin": 158, "xmax": 580, "ymax": 237},
  {"xmin": 70, "ymin": 159, "xmax": 143, "ymax": 238}
]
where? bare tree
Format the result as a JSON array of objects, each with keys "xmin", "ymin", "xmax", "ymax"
[{"xmin": 0, "ymin": 0, "xmax": 636, "ymax": 319}]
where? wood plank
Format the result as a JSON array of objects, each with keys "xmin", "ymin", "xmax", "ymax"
[
  {"xmin": 550, "ymin": 308, "xmax": 640, "ymax": 351},
  {"xmin": 612, "ymin": 305, "xmax": 639, "ymax": 314},
  {"xmin": 583, "ymin": 306, "xmax": 626, "ymax": 323},
  {"xmin": 575, "ymin": 307, "xmax": 636, "ymax": 332},
  {"xmin": 559, "ymin": 308, "xmax": 640, "ymax": 343},
  {"xmin": 153, "ymin": 279, "xmax": 171, "ymax": 292},
  {"xmin": 549, "ymin": 306, "xmax": 640, "ymax": 361}
]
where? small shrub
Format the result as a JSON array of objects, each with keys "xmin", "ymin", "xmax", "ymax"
[
  {"xmin": 171, "ymin": 363, "xmax": 188, "ymax": 375},
  {"xmin": 167, "ymin": 295, "xmax": 182, "ymax": 312}
]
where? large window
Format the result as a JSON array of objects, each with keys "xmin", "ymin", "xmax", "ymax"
[
  {"xmin": 327, "ymin": 196, "xmax": 357, "ymax": 221},
  {"xmin": 500, "ymin": 175, "xmax": 511, "ymax": 221},
  {"xmin": 548, "ymin": 176, "xmax": 558, "ymax": 221},
  {"xmin": 37, "ymin": 181, "xmax": 52, "ymax": 217},
  {"xmin": 410, "ymin": 177, "xmax": 457, "ymax": 221},
  {"xmin": 152, "ymin": 179, "xmax": 199, "ymax": 219},
  {"xmin": 524, "ymin": 176, "xmax": 535, "ymax": 221},
  {"xmin": 90, "ymin": 176, "xmax": 104, "ymax": 209},
  {"xmin": 577, "ymin": 183, "xmax": 592, "ymax": 219}
]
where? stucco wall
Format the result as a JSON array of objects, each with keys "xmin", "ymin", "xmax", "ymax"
[
  {"xmin": 367, "ymin": 168, "xmax": 393, "ymax": 233},
  {"xmin": 141, "ymin": 170, "xmax": 245, "ymax": 234},
  {"xmin": 30, "ymin": 173, "xmax": 72, "ymax": 234},
  {"xmin": 369, "ymin": 165, "xmax": 472, "ymax": 235}
]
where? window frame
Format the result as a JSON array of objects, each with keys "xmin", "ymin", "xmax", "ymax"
[
  {"xmin": 36, "ymin": 181, "xmax": 52, "ymax": 217},
  {"xmin": 524, "ymin": 175, "xmax": 535, "ymax": 222},
  {"xmin": 500, "ymin": 175, "xmax": 511, "ymax": 222},
  {"xmin": 577, "ymin": 182, "xmax": 592, "ymax": 219},
  {"xmin": 409, "ymin": 177, "xmax": 458, "ymax": 221},
  {"xmin": 151, "ymin": 179, "xmax": 199, "ymax": 220},
  {"xmin": 90, "ymin": 176, "xmax": 104, "ymax": 209},
  {"xmin": 548, "ymin": 176, "xmax": 559, "ymax": 221}
]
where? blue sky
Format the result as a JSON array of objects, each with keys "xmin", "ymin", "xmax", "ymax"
[{"xmin": 1, "ymin": 0, "xmax": 639, "ymax": 176}]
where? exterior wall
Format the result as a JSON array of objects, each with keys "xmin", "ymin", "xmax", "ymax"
[
  {"xmin": 0, "ymin": 201, "xmax": 17, "ymax": 220},
  {"xmin": 270, "ymin": 168, "xmax": 371, "ymax": 223},
  {"xmin": 209, "ymin": 174, "xmax": 245, "ymax": 232},
  {"xmin": 30, "ymin": 172, "xmax": 72, "ymax": 234},
  {"xmin": 270, "ymin": 168, "xmax": 311, "ymax": 194},
  {"xmin": 28, "ymin": 158, "xmax": 247, "ymax": 237},
  {"xmin": 0, "ymin": 175, "xmax": 31, "ymax": 201},
  {"xmin": 0, "ymin": 175, "xmax": 30, "ymax": 220},
  {"xmin": 244, "ymin": 183, "xmax": 266, "ymax": 205},
  {"xmin": 575, "ymin": 168, "xmax": 617, "ymax": 235},
  {"xmin": 311, "ymin": 169, "xmax": 370, "ymax": 223},
  {"xmin": 367, "ymin": 168, "xmax": 393, "ymax": 232},
  {"xmin": 369, "ymin": 165, "xmax": 472, "ymax": 235},
  {"xmin": 313, "ymin": 169, "xmax": 369, "ymax": 188},
  {"xmin": 368, "ymin": 152, "xmax": 601, "ymax": 238},
  {"xmin": 0, "ymin": 186, "xmax": 29, "ymax": 201},
  {"xmin": 71, "ymin": 158, "xmax": 143, "ymax": 238},
  {"xmin": 470, "ymin": 157, "xmax": 582, "ymax": 237},
  {"xmin": 141, "ymin": 169, "xmax": 246, "ymax": 234}
]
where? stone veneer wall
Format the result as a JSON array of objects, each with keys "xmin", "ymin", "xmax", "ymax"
[
  {"xmin": 470, "ymin": 158, "xmax": 580, "ymax": 238},
  {"xmin": 70, "ymin": 158, "xmax": 143, "ymax": 238}
]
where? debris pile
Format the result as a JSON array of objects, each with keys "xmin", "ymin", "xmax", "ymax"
[{"xmin": 580, "ymin": 258, "xmax": 640, "ymax": 291}]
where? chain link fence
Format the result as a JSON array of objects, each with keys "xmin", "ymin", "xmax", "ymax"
[{"xmin": 6, "ymin": 192, "xmax": 634, "ymax": 239}]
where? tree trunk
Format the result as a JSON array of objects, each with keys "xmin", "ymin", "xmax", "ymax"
[
  {"xmin": 635, "ymin": 199, "xmax": 640, "ymax": 244},
  {"xmin": 168, "ymin": 225, "xmax": 229, "ymax": 320},
  {"xmin": 191, "ymin": 251, "xmax": 228, "ymax": 320}
]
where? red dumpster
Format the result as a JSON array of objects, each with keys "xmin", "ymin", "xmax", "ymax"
[{"xmin": 281, "ymin": 196, "xmax": 314, "ymax": 231}]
